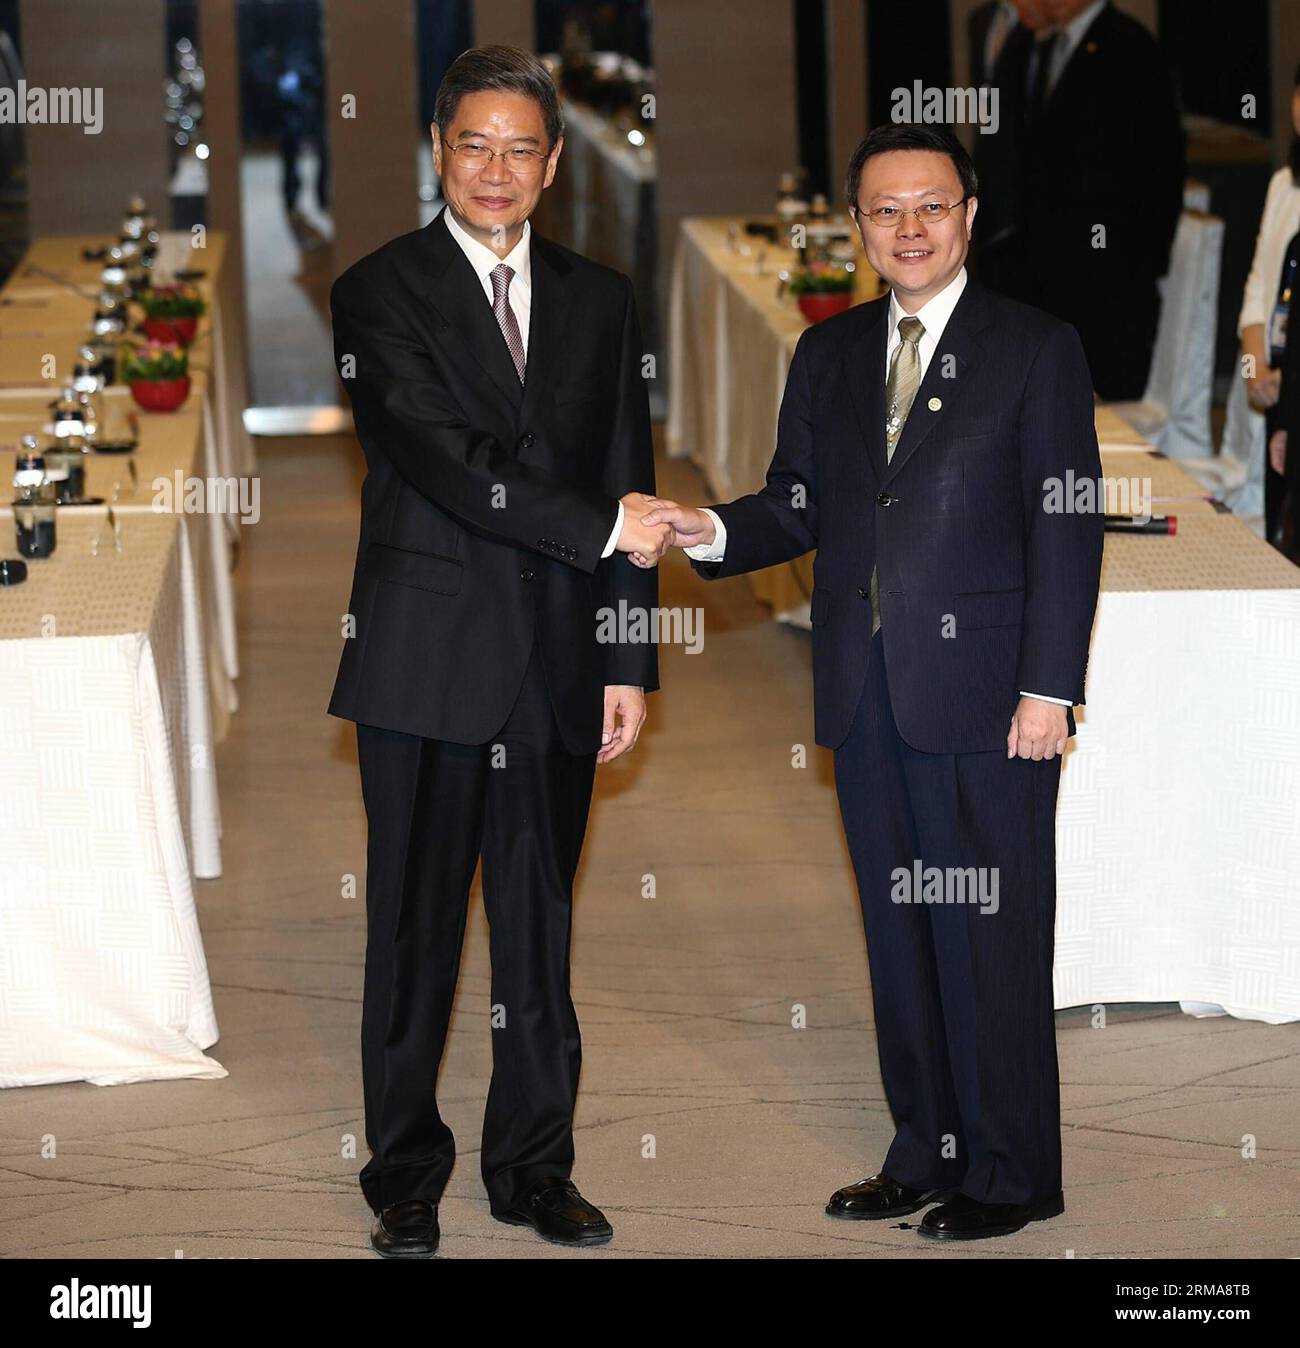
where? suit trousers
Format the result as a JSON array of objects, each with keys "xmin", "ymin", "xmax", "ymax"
[
  {"xmin": 353, "ymin": 635, "xmax": 597, "ymax": 1214},
  {"xmin": 833, "ymin": 631, "xmax": 1064, "ymax": 1206}
]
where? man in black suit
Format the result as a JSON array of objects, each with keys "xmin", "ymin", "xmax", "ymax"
[
  {"xmin": 978, "ymin": 0, "xmax": 1185, "ymax": 398},
  {"xmin": 328, "ymin": 45, "xmax": 669, "ymax": 1257},
  {"xmin": 641, "ymin": 123, "xmax": 1103, "ymax": 1240},
  {"xmin": 969, "ymin": 0, "xmax": 1039, "ymax": 295}
]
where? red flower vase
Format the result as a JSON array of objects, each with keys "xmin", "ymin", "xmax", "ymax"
[
  {"xmin": 129, "ymin": 375, "xmax": 192, "ymax": 412},
  {"xmin": 797, "ymin": 292, "xmax": 854, "ymax": 324},
  {"xmin": 142, "ymin": 316, "xmax": 198, "ymax": 345}
]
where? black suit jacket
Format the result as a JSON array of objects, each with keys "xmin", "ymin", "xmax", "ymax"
[
  {"xmin": 1019, "ymin": 2, "xmax": 1184, "ymax": 287},
  {"xmin": 691, "ymin": 279, "xmax": 1103, "ymax": 755},
  {"xmin": 327, "ymin": 208, "xmax": 658, "ymax": 753},
  {"xmin": 974, "ymin": 5, "xmax": 1184, "ymax": 315},
  {"xmin": 971, "ymin": 19, "xmax": 1031, "ymax": 268}
]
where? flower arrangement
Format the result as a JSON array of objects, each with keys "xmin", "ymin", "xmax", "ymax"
[
  {"xmin": 122, "ymin": 339, "xmax": 191, "ymax": 411},
  {"xmin": 789, "ymin": 262, "xmax": 855, "ymax": 323},
  {"xmin": 121, "ymin": 339, "xmax": 188, "ymax": 382},
  {"xmin": 138, "ymin": 284, "xmax": 206, "ymax": 345},
  {"xmin": 787, "ymin": 261, "xmax": 855, "ymax": 295},
  {"xmin": 138, "ymin": 284, "xmax": 206, "ymax": 319}
]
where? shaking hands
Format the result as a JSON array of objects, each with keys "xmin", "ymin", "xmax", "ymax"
[
  {"xmin": 614, "ymin": 491, "xmax": 674, "ymax": 565},
  {"xmin": 615, "ymin": 493, "xmax": 715, "ymax": 569}
]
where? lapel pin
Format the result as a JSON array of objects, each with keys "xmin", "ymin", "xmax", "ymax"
[{"xmin": 928, "ymin": 396, "xmax": 942, "ymax": 411}]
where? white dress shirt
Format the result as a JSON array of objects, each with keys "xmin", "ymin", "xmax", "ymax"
[
  {"xmin": 443, "ymin": 205, "xmax": 533, "ymax": 350},
  {"xmin": 884, "ymin": 263, "xmax": 969, "ymax": 385},
  {"xmin": 442, "ymin": 207, "xmax": 624, "ymax": 559},
  {"xmin": 686, "ymin": 264, "xmax": 1071, "ymax": 706}
]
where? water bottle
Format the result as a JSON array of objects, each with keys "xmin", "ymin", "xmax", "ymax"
[
  {"xmin": 13, "ymin": 435, "xmax": 57, "ymax": 558},
  {"xmin": 72, "ymin": 344, "xmax": 105, "ymax": 395},
  {"xmin": 44, "ymin": 434, "xmax": 87, "ymax": 504},
  {"xmin": 52, "ymin": 385, "xmax": 86, "ymax": 439}
]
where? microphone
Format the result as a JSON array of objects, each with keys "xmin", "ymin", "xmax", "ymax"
[{"xmin": 1103, "ymin": 515, "xmax": 1177, "ymax": 535}]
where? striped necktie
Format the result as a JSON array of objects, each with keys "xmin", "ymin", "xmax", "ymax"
[{"xmin": 490, "ymin": 262, "xmax": 526, "ymax": 384}]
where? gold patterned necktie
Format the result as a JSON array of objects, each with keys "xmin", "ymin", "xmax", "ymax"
[{"xmin": 871, "ymin": 314, "xmax": 925, "ymax": 636}]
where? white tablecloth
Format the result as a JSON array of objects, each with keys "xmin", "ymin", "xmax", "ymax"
[
  {"xmin": 0, "ymin": 511, "xmax": 226, "ymax": 1086},
  {"xmin": 1055, "ymin": 504, "xmax": 1300, "ymax": 1022},
  {"xmin": 0, "ymin": 229, "xmax": 245, "ymax": 704},
  {"xmin": 0, "ymin": 231, "xmax": 243, "ymax": 1086}
]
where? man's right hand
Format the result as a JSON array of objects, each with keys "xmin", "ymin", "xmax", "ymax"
[
  {"xmin": 639, "ymin": 500, "xmax": 716, "ymax": 550},
  {"xmin": 616, "ymin": 491, "xmax": 672, "ymax": 565}
]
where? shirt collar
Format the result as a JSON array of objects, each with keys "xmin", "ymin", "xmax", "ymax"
[
  {"xmin": 1053, "ymin": 0, "xmax": 1107, "ymax": 56},
  {"xmin": 888, "ymin": 265, "xmax": 968, "ymax": 345},
  {"xmin": 443, "ymin": 206, "xmax": 532, "ymax": 294}
]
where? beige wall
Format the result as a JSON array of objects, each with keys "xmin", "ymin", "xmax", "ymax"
[
  {"xmin": 651, "ymin": 0, "xmax": 799, "ymax": 312},
  {"xmin": 20, "ymin": 0, "xmax": 170, "ymax": 235},
  {"xmin": 827, "ymin": 0, "xmax": 869, "ymax": 198},
  {"xmin": 472, "ymin": 0, "xmax": 535, "ymax": 48},
  {"xmin": 324, "ymin": 0, "xmax": 421, "ymax": 276}
]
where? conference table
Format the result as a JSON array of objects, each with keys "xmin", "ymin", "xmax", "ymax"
[
  {"xmin": 668, "ymin": 215, "xmax": 1300, "ymax": 1024},
  {"xmin": 0, "ymin": 230, "xmax": 247, "ymax": 1087}
]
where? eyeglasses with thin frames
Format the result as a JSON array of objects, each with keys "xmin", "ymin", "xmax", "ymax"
[
  {"xmin": 440, "ymin": 138, "xmax": 552, "ymax": 176},
  {"xmin": 855, "ymin": 198, "xmax": 969, "ymax": 227}
]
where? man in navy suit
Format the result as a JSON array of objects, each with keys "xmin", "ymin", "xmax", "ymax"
[{"xmin": 641, "ymin": 123, "xmax": 1103, "ymax": 1240}]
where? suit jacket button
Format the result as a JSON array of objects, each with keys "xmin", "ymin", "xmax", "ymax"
[
  {"xmin": 519, "ymin": 432, "xmax": 535, "ymax": 449},
  {"xmin": 876, "ymin": 492, "xmax": 893, "ymax": 507},
  {"xmin": 857, "ymin": 586, "xmax": 869, "ymax": 600},
  {"xmin": 520, "ymin": 567, "xmax": 535, "ymax": 582}
]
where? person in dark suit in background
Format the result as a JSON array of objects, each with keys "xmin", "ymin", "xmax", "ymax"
[
  {"xmin": 968, "ymin": 0, "xmax": 1021, "ymax": 89},
  {"xmin": 328, "ymin": 45, "xmax": 670, "ymax": 1257},
  {"xmin": 976, "ymin": 0, "xmax": 1185, "ymax": 399},
  {"xmin": 969, "ymin": 0, "xmax": 1042, "ymax": 296},
  {"xmin": 640, "ymin": 123, "xmax": 1104, "ymax": 1240}
]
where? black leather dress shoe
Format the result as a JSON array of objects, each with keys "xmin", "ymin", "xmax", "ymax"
[
  {"xmin": 919, "ymin": 1190, "xmax": 1065, "ymax": 1240},
  {"xmin": 370, "ymin": 1199, "xmax": 440, "ymax": 1257},
  {"xmin": 492, "ymin": 1177, "xmax": 613, "ymax": 1246},
  {"xmin": 826, "ymin": 1172, "xmax": 955, "ymax": 1219}
]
